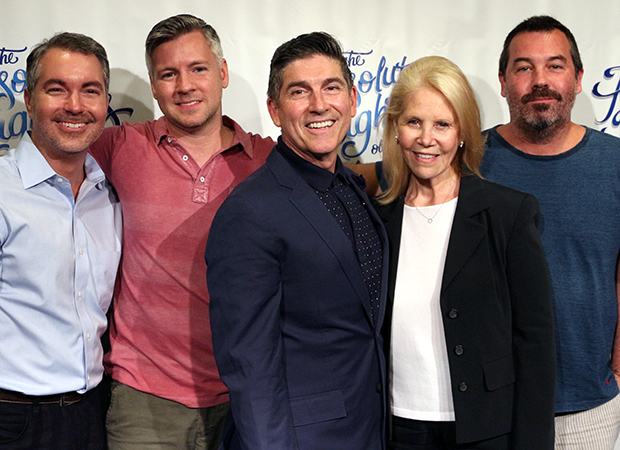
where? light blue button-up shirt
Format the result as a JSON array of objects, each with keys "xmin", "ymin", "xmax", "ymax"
[{"xmin": 0, "ymin": 133, "xmax": 122, "ymax": 395}]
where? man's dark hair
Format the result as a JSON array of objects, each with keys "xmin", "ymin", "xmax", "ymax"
[
  {"xmin": 499, "ymin": 15, "xmax": 582, "ymax": 79},
  {"xmin": 267, "ymin": 32, "xmax": 353, "ymax": 103},
  {"xmin": 145, "ymin": 14, "xmax": 223, "ymax": 78},
  {"xmin": 27, "ymin": 32, "xmax": 110, "ymax": 93}
]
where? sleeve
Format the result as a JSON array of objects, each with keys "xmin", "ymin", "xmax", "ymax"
[
  {"xmin": 205, "ymin": 193, "xmax": 299, "ymax": 450},
  {"xmin": 376, "ymin": 160, "xmax": 389, "ymax": 192},
  {"xmin": 0, "ymin": 213, "xmax": 6, "ymax": 273},
  {"xmin": 88, "ymin": 125, "xmax": 123, "ymax": 176},
  {"xmin": 506, "ymin": 194, "xmax": 556, "ymax": 450}
]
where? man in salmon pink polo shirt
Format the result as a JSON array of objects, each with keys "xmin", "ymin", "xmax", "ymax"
[{"xmin": 89, "ymin": 14, "xmax": 274, "ymax": 450}]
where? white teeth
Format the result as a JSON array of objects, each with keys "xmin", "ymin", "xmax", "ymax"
[
  {"xmin": 307, "ymin": 120, "xmax": 334, "ymax": 129},
  {"xmin": 415, "ymin": 153, "xmax": 436, "ymax": 159},
  {"xmin": 61, "ymin": 122, "xmax": 86, "ymax": 129},
  {"xmin": 180, "ymin": 101, "xmax": 199, "ymax": 106}
]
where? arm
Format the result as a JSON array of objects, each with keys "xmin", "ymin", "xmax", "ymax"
[
  {"xmin": 506, "ymin": 195, "xmax": 556, "ymax": 450},
  {"xmin": 344, "ymin": 162, "xmax": 381, "ymax": 197},
  {"xmin": 206, "ymin": 194, "xmax": 298, "ymax": 450}
]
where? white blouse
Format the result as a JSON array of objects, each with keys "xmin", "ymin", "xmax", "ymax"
[{"xmin": 390, "ymin": 197, "xmax": 458, "ymax": 422}]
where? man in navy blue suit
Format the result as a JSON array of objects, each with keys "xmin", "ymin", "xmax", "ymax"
[{"xmin": 206, "ymin": 32, "xmax": 388, "ymax": 450}]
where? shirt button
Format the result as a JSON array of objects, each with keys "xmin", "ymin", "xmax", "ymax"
[
  {"xmin": 448, "ymin": 309, "xmax": 458, "ymax": 319},
  {"xmin": 376, "ymin": 383, "xmax": 383, "ymax": 393},
  {"xmin": 454, "ymin": 345, "xmax": 464, "ymax": 356},
  {"xmin": 459, "ymin": 382, "xmax": 468, "ymax": 392},
  {"xmin": 167, "ymin": 137, "xmax": 172, "ymax": 143},
  {"xmin": 78, "ymin": 292, "xmax": 83, "ymax": 298},
  {"xmin": 182, "ymin": 155, "xmax": 189, "ymax": 161},
  {"xmin": 57, "ymin": 177, "xmax": 64, "ymax": 183},
  {"xmin": 79, "ymin": 249, "xmax": 84, "ymax": 256},
  {"xmin": 200, "ymin": 176, "xmax": 205, "ymax": 182},
  {"xmin": 87, "ymin": 333, "xmax": 91, "ymax": 339}
]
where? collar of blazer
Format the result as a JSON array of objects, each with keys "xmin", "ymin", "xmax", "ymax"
[{"xmin": 376, "ymin": 175, "xmax": 492, "ymax": 295}]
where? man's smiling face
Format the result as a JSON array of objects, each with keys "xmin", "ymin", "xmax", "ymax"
[
  {"xmin": 150, "ymin": 30, "xmax": 229, "ymax": 136},
  {"xmin": 267, "ymin": 54, "xmax": 356, "ymax": 170}
]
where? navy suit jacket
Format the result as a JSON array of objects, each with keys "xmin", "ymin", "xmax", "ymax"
[
  {"xmin": 206, "ymin": 147, "xmax": 388, "ymax": 450},
  {"xmin": 374, "ymin": 176, "xmax": 555, "ymax": 448}
]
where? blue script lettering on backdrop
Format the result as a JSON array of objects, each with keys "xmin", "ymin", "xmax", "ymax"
[
  {"xmin": 0, "ymin": 46, "xmax": 28, "ymax": 152},
  {"xmin": 340, "ymin": 50, "xmax": 407, "ymax": 160},
  {"xmin": 592, "ymin": 65, "xmax": 620, "ymax": 135}
]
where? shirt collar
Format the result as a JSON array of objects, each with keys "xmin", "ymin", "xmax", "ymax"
[
  {"xmin": 155, "ymin": 115, "xmax": 255, "ymax": 158},
  {"xmin": 15, "ymin": 132, "xmax": 105, "ymax": 190},
  {"xmin": 275, "ymin": 137, "xmax": 347, "ymax": 191}
]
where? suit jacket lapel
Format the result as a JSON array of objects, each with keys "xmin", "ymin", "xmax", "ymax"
[
  {"xmin": 266, "ymin": 151, "xmax": 374, "ymax": 321},
  {"xmin": 441, "ymin": 176, "xmax": 489, "ymax": 293}
]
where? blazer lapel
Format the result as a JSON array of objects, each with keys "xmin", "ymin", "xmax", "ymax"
[
  {"xmin": 266, "ymin": 151, "xmax": 373, "ymax": 320},
  {"xmin": 441, "ymin": 176, "xmax": 489, "ymax": 293},
  {"xmin": 373, "ymin": 197, "xmax": 404, "ymax": 304}
]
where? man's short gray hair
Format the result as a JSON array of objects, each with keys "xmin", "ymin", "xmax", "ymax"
[
  {"xmin": 27, "ymin": 32, "xmax": 110, "ymax": 93},
  {"xmin": 145, "ymin": 14, "xmax": 223, "ymax": 78}
]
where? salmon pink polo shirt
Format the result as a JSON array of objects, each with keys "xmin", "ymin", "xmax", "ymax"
[{"xmin": 90, "ymin": 116, "xmax": 274, "ymax": 407}]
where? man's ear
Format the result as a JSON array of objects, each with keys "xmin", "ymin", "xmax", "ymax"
[
  {"xmin": 267, "ymin": 97, "xmax": 281, "ymax": 128},
  {"xmin": 220, "ymin": 58, "xmax": 230, "ymax": 90},
  {"xmin": 576, "ymin": 68, "xmax": 584, "ymax": 95},
  {"xmin": 498, "ymin": 72, "xmax": 507, "ymax": 98},
  {"xmin": 349, "ymin": 85, "xmax": 358, "ymax": 117},
  {"xmin": 24, "ymin": 88, "xmax": 32, "ymax": 117}
]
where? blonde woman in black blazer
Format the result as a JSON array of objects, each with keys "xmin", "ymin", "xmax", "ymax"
[{"xmin": 373, "ymin": 56, "xmax": 555, "ymax": 450}]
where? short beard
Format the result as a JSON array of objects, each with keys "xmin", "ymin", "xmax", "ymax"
[{"xmin": 508, "ymin": 87, "xmax": 576, "ymax": 144}]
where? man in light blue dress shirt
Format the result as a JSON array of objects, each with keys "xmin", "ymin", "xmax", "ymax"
[{"xmin": 0, "ymin": 32, "xmax": 121, "ymax": 450}]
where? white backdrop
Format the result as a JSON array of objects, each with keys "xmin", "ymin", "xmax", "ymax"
[
  {"xmin": 4, "ymin": 1, "xmax": 620, "ymax": 439},
  {"xmin": 4, "ymin": 0, "xmax": 620, "ymax": 163}
]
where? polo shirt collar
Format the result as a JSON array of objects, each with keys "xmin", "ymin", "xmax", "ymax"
[{"xmin": 155, "ymin": 115, "xmax": 256, "ymax": 159}]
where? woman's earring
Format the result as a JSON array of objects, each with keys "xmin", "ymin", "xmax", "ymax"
[
  {"xmin": 459, "ymin": 141, "xmax": 464, "ymax": 148},
  {"xmin": 395, "ymin": 135, "xmax": 399, "ymax": 144}
]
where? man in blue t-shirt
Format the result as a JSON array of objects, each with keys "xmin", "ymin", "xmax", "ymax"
[{"xmin": 478, "ymin": 16, "xmax": 620, "ymax": 450}]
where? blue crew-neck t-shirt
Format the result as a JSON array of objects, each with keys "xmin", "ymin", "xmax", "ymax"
[{"xmin": 480, "ymin": 126, "xmax": 620, "ymax": 413}]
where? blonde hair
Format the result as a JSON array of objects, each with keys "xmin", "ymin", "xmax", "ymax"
[{"xmin": 378, "ymin": 56, "xmax": 486, "ymax": 204}]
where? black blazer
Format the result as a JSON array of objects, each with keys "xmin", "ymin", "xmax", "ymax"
[{"xmin": 373, "ymin": 175, "xmax": 555, "ymax": 449}]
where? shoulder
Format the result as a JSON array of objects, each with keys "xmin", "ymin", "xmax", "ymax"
[
  {"xmin": 225, "ymin": 115, "xmax": 276, "ymax": 160},
  {"xmin": 583, "ymin": 127, "xmax": 620, "ymax": 152},
  {"xmin": 248, "ymin": 132, "xmax": 276, "ymax": 157},
  {"xmin": 461, "ymin": 176, "xmax": 538, "ymax": 216},
  {"xmin": 90, "ymin": 120, "xmax": 157, "ymax": 157},
  {"xmin": 371, "ymin": 196, "xmax": 404, "ymax": 223},
  {"xmin": 222, "ymin": 153, "xmax": 284, "ymax": 206}
]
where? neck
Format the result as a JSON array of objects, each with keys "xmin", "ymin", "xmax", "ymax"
[
  {"xmin": 167, "ymin": 114, "xmax": 234, "ymax": 167},
  {"xmin": 498, "ymin": 120, "xmax": 585, "ymax": 156},
  {"xmin": 41, "ymin": 151, "xmax": 86, "ymax": 199},
  {"xmin": 406, "ymin": 171, "xmax": 460, "ymax": 207}
]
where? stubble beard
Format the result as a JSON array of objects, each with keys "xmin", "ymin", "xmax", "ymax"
[{"xmin": 507, "ymin": 87, "xmax": 577, "ymax": 145}]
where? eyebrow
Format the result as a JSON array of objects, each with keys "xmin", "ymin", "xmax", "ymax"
[
  {"xmin": 284, "ymin": 77, "xmax": 346, "ymax": 90},
  {"xmin": 512, "ymin": 55, "xmax": 569, "ymax": 65},
  {"xmin": 41, "ymin": 79, "xmax": 105, "ymax": 91},
  {"xmin": 157, "ymin": 60, "xmax": 209, "ymax": 73}
]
